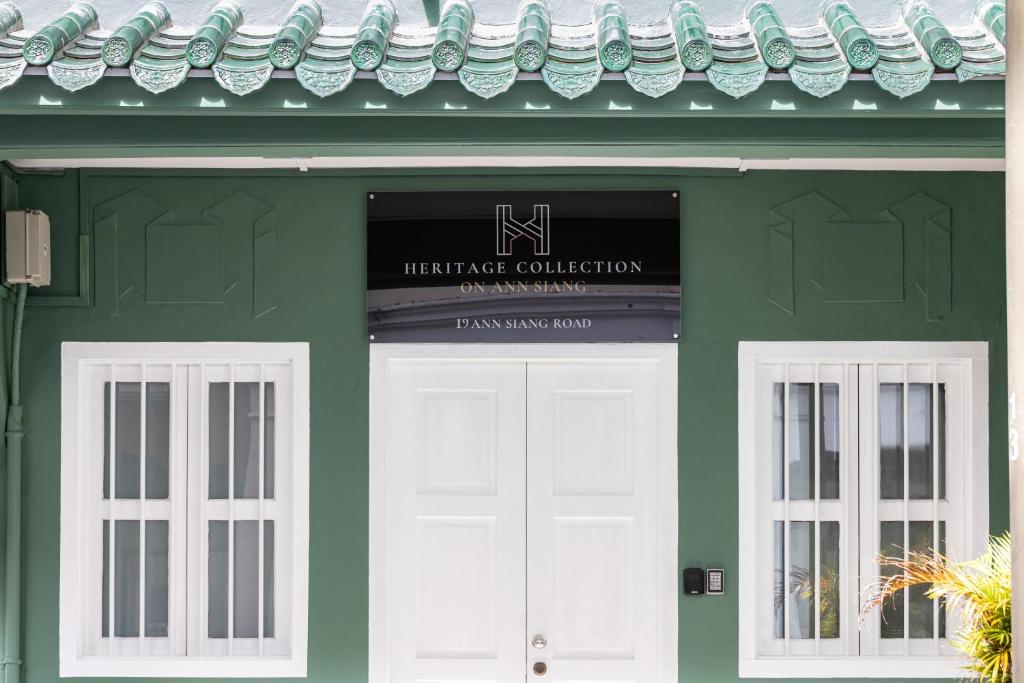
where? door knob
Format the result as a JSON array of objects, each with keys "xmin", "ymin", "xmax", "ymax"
[
  {"xmin": 531, "ymin": 634, "xmax": 547, "ymax": 649},
  {"xmin": 532, "ymin": 661, "xmax": 547, "ymax": 676}
]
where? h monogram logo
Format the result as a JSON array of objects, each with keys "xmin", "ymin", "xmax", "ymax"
[{"xmin": 496, "ymin": 204, "xmax": 550, "ymax": 256}]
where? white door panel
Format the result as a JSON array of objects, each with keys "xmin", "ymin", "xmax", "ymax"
[
  {"xmin": 370, "ymin": 346, "xmax": 677, "ymax": 683},
  {"xmin": 526, "ymin": 362, "xmax": 665, "ymax": 682},
  {"xmin": 382, "ymin": 361, "xmax": 526, "ymax": 682}
]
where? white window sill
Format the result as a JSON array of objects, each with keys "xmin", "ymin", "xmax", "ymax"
[
  {"xmin": 739, "ymin": 656, "xmax": 966, "ymax": 679},
  {"xmin": 60, "ymin": 656, "xmax": 307, "ymax": 678}
]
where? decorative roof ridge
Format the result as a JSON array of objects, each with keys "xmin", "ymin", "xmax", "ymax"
[{"xmin": 0, "ymin": 0, "xmax": 1004, "ymax": 101}]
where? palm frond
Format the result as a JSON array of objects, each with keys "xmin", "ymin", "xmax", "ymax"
[{"xmin": 859, "ymin": 531, "xmax": 1011, "ymax": 683}]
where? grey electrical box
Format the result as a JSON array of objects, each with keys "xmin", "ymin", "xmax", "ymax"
[{"xmin": 5, "ymin": 210, "xmax": 51, "ymax": 287}]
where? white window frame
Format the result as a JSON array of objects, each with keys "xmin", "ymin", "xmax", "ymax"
[
  {"xmin": 60, "ymin": 342, "xmax": 310, "ymax": 678},
  {"xmin": 738, "ymin": 341, "xmax": 988, "ymax": 679}
]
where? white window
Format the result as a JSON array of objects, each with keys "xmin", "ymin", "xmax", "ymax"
[
  {"xmin": 60, "ymin": 343, "xmax": 309, "ymax": 678},
  {"xmin": 738, "ymin": 342, "xmax": 988, "ymax": 679}
]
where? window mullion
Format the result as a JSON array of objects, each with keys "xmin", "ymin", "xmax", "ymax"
[
  {"xmin": 258, "ymin": 364, "xmax": 265, "ymax": 654},
  {"xmin": 812, "ymin": 366, "xmax": 821, "ymax": 655},
  {"xmin": 199, "ymin": 363, "xmax": 209, "ymax": 656},
  {"xmin": 228, "ymin": 365, "xmax": 235, "ymax": 654},
  {"xmin": 782, "ymin": 364, "xmax": 790, "ymax": 653},
  {"xmin": 901, "ymin": 366, "xmax": 910, "ymax": 652},
  {"xmin": 108, "ymin": 362, "xmax": 117, "ymax": 657},
  {"xmin": 172, "ymin": 362, "xmax": 189, "ymax": 658},
  {"xmin": 845, "ymin": 362, "xmax": 858, "ymax": 659},
  {"xmin": 931, "ymin": 366, "xmax": 940, "ymax": 652}
]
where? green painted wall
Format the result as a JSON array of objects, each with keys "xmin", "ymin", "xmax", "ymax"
[{"xmin": 7, "ymin": 168, "xmax": 1007, "ymax": 683}]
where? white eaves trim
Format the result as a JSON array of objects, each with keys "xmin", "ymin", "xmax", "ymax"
[{"xmin": 7, "ymin": 156, "xmax": 1006, "ymax": 172}]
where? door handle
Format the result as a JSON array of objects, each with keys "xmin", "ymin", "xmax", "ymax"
[
  {"xmin": 531, "ymin": 634, "xmax": 547, "ymax": 649},
  {"xmin": 532, "ymin": 661, "xmax": 547, "ymax": 676}
]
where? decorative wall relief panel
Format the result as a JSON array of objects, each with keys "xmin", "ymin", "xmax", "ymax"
[
  {"xmin": 767, "ymin": 192, "xmax": 849, "ymax": 314},
  {"xmin": 768, "ymin": 190, "xmax": 953, "ymax": 319},
  {"xmin": 144, "ymin": 221, "xmax": 225, "ymax": 303},
  {"xmin": 821, "ymin": 222, "xmax": 903, "ymax": 303},
  {"xmin": 885, "ymin": 192, "xmax": 953, "ymax": 321},
  {"xmin": 93, "ymin": 186, "xmax": 278, "ymax": 319},
  {"xmin": 198, "ymin": 190, "xmax": 278, "ymax": 318},
  {"xmin": 94, "ymin": 188, "xmax": 166, "ymax": 318}
]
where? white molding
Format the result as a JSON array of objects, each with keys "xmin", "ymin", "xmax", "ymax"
[
  {"xmin": 368, "ymin": 343, "xmax": 678, "ymax": 682},
  {"xmin": 6, "ymin": 156, "xmax": 1006, "ymax": 172},
  {"xmin": 59, "ymin": 342, "xmax": 310, "ymax": 678},
  {"xmin": 738, "ymin": 656, "xmax": 968, "ymax": 678},
  {"xmin": 739, "ymin": 340, "xmax": 990, "ymax": 361}
]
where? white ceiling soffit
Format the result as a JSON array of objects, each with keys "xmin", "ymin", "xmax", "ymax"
[
  {"xmin": 11, "ymin": 0, "xmax": 982, "ymax": 30},
  {"xmin": 6, "ymin": 157, "xmax": 1006, "ymax": 172}
]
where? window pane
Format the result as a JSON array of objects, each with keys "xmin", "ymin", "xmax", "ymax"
[
  {"xmin": 788, "ymin": 521, "xmax": 814, "ymax": 639},
  {"xmin": 820, "ymin": 384, "xmax": 840, "ymax": 500},
  {"xmin": 209, "ymin": 384, "xmax": 229, "ymax": 500},
  {"xmin": 820, "ymin": 521, "xmax": 840, "ymax": 638},
  {"xmin": 909, "ymin": 521, "xmax": 935, "ymax": 638},
  {"xmin": 265, "ymin": 383, "xmax": 275, "ymax": 500},
  {"xmin": 772, "ymin": 383, "xmax": 784, "ymax": 501},
  {"xmin": 264, "ymin": 521, "xmax": 275, "ymax": 638},
  {"xmin": 908, "ymin": 384, "xmax": 933, "ymax": 500},
  {"xmin": 145, "ymin": 520, "xmax": 169, "ymax": 637},
  {"xmin": 102, "ymin": 520, "xmax": 109, "ymax": 637},
  {"xmin": 208, "ymin": 520, "xmax": 228, "ymax": 638},
  {"xmin": 879, "ymin": 384, "xmax": 904, "ymax": 500},
  {"xmin": 104, "ymin": 382, "xmax": 142, "ymax": 499},
  {"xmin": 880, "ymin": 521, "xmax": 904, "ymax": 638},
  {"xmin": 234, "ymin": 520, "xmax": 259, "ymax": 638},
  {"xmin": 146, "ymin": 383, "xmax": 170, "ymax": 500},
  {"xmin": 114, "ymin": 520, "xmax": 140, "ymax": 637},
  {"xmin": 234, "ymin": 383, "xmax": 268, "ymax": 500},
  {"xmin": 789, "ymin": 384, "xmax": 815, "ymax": 500},
  {"xmin": 773, "ymin": 521, "xmax": 784, "ymax": 638},
  {"xmin": 939, "ymin": 521, "xmax": 947, "ymax": 638},
  {"xmin": 938, "ymin": 384, "xmax": 946, "ymax": 500}
]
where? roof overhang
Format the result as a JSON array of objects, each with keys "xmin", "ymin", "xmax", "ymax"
[{"xmin": 0, "ymin": 77, "xmax": 1005, "ymax": 162}]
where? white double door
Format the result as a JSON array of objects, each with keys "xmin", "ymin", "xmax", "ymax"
[{"xmin": 370, "ymin": 345, "xmax": 677, "ymax": 683}]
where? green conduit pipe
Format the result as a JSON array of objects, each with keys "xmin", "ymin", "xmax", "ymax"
[{"xmin": 2, "ymin": 283, "xmax": 25, "ymax": 683}]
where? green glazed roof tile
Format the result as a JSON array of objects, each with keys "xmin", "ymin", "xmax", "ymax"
[
  {"xmin": 47, "ymin": 56, "xmax": 105, "ymax": 91},
  {"xmin": 458, "ymin": 59, "xmax": 517, "ymax": 99},
  {"xmin": 976, "ymin": 0, "xmax": 1005, "ymax": 44},
  {"xmin": 625, "ymin": 59, "xmax": 682, "ymax": 98},
  {"xmin": 269, "ymin": 0, "xmax": 320, "ymax": 69},
  {"xmin": 186, "ymin": 1, "xmax": 241, "ymax": 67},
  {"xmin": 904, "ymin": 0, "xmax": 961, "ymax": 69},
  {"xmin": 102, "ymin": 1, "xmax": 168, "ymax": 66},
  {"xmin": 595, "ymin": 0, "xmax": 632, "ymax": 72},
  {"xmin": 377, "ymin": 53, "xmax": 434, "ymax": 96},
  {"xmin": 0, "ymin": 56, "xmax": 23, "ymax": 91},
  {"xmin": 212, "ymin": 56, "xmax": 272, "ymax": 95},
  {"xmin": 23, "ymin": 2, "xmax": 96, "ymax": 65},
  {"xmin": 130, "ymin": 54, "xmax": 189, "ymax": 92},
  {"xmin": 350, "ymin": 0, "xmax": 393, "ymax": 70},
  {"xmin": 707, "ymin": 58, "xmax": 768, "ymax": 98},
  {"xmin": 748, "ymin": 1, "xmax": 795, "ymax": 69},
  {"xmin": 515, "ymin": 0, "xmax": 549, "ymax": 71},
  {"xmin": 296, "ymin": 54, "xmax": 354, "ymax": 95},
  {"xmin": 822, "ymin": 1, "xmax": 878, "ymax": 70},
  {"xmin": 542, "ymin": 58, "xmax": 601, "ymax": 99},
  {"xmin": 669, "ymin": 0, "xmax": 712, "ymax": 71},
  {"xmin": 0, "ymin": 0, "xmax": 1005, "ymax": 99}
]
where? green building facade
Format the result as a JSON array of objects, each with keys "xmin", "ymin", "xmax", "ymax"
[{"xmin": 0, "ymin": 0, "xmax": 1010, "ymax": 681}]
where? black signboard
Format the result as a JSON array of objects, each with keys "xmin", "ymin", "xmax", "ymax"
[{"xmin": 367, "ymin": 191, "xmax": 680, "ymax": 342}]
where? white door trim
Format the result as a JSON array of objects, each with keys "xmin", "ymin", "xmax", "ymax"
[{"xmin": 368, "ymin": 343, "xmax": 678, "ymax": 682}]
